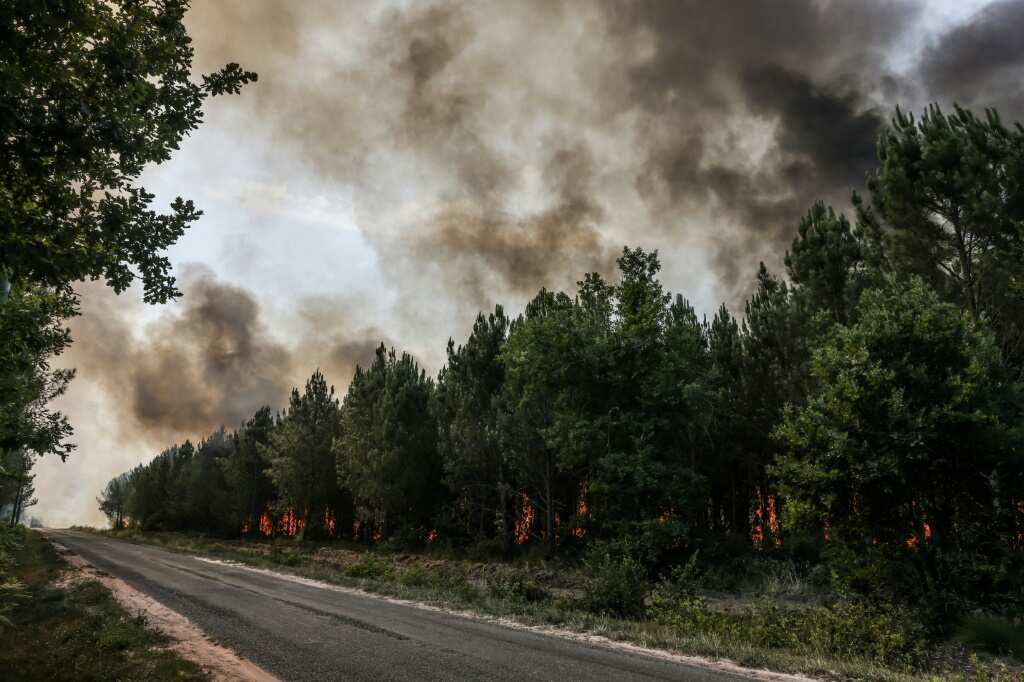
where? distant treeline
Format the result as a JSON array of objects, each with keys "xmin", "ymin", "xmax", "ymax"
[{"xmin": 100, "ymin": 107, "xmax": 1024, "ymax": 613}]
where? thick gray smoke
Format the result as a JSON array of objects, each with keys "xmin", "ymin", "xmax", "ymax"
[
  {"xmin": 66, "ymin": 272, "xmax": 387, "ymax": 445},
  {"xmin": 37, "ymin": 1, "xmax": 1024, "ymax": 526}
]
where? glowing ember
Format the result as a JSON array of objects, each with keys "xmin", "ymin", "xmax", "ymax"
[
  {"xmin": 353, "ymin": 518, "xmax": 362, "ymax": 540},
  {"xmin": 906, "ymin": 519, "xmax": 932, "ymax": 549},
  {"xmin": 573, "ymin": 487, "xmax": 587, "ymax": 539},
  {"xmin": 751, "ymin": 489, "xmax": 781, "ymax": 548},
  {"xmin": 514, "ymin": 493, "xmax": 534, "ymax": 544},
  {"xmin": 259, "ymin": 512, "xmax": 273, "ymax": 537},
  {"xmin": 425, "ymin": 529, "xmax": 439, "ymax": 543},
  {"xmin": 278, "ymin": 508, "xmax": 305, "ymax": 536},
  {"xmin": 324, "ymin": 508, "xmax": 336, "ymax": 537}
]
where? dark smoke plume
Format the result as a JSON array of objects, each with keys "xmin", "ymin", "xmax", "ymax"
[
  {"xmin": 918, "ymin": 0, "xmax": 1024, "ymax": 114},
  {"xmin": 67, "ymin": 272, "xmax": 386, "ymax": 444}
]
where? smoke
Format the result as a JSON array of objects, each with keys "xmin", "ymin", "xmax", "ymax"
[
  {"xmin": 65, "ymin": 270, "xmax": 386, "ymax": 445},
  {"xmin": 918, "ymin": 0, "xmax": 1024, "ymax": 113},
  {"xmin": 179, "ymin": 0, "xmax": 930, "ymax": 305},
  {"xmin": 37, "ymin": 0, "xmax": 1024, "ymax": 526}
]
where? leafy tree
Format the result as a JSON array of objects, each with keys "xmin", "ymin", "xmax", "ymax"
[
  {"xmin": 0, "ymin": 0, "xmax": 256, "ymax": 301},
  {"xmin": 856, "ymin": 106, "xmax": 1024, "ymax": 367},
  {"xmin": 98, "ymin": 474, "xmax": 130, "ymax": 529},
  {"xmin": 785, "ymin": 201, "xmax": 872, "ymax": 325},
  {"xmin": 186, "ymin": 430, "xmax": 234, "ymax": 535},
  {"xmin": 223, "ymin": 407, "xmax": 277, "ymax": 535},
  {"xmin": 266, "ymin": 370, "xmax": 342, "ymax": 540},
  {"xmin": 336, "ymin": 346, "xmax": 442, "ymax": 542},
  {"xmin": 500, "ymin": 288, "xmax": 593, "ymax": 551},
  {"xmin": 436, "ymin": 306, "xmax": 513, "ymax": 550},
  {"xmin": 774, "ymin": 276, "xmax": 1021, "ymax": 593},
  {"xmin": 0, "ymin": 285, "xmax": 76, "ymax": 462}
]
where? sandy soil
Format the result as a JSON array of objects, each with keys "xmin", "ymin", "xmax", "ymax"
[{"xmin": 51, "ymin": 542, "xmax": 278, "ymax": 682}]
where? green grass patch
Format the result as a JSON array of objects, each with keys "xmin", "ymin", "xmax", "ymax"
[{"xmin": 0, "ymin": 529, "xmax": 207, "ymax": 682}]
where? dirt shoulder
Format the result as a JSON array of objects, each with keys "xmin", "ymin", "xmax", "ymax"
[{"xmin": 50, "ymin": 536, "xmax": 277, "ymax": 682}]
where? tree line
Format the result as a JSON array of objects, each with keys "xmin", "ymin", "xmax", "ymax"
[{"xmin": 101, "ymin": 106, "xmax": 1024, "ymax": 611}]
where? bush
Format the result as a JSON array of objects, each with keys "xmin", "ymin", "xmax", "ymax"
[
  {"xmin": 651, "ymin": 593, "xmax": 928, "ymax": 667},
  {"xmin": 582, "ymin": 551, "xmax": 648, "ymax": 619},
  {"xmin": 268, "ymin": 546, "xmax": 300, "ymax": 566},
  {"xmin": 486, "ymin": 568, "xmax": 549, "ymax": 604},
  {"xmin": 344, "ymin": 554, "xmax": 392, "ymax": 579},
  {"xmin": 397, "ymin": 564, "xmax": 432, "ymax": 587}
]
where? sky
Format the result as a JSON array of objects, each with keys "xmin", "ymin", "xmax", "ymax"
[{"xmin": 34, "ymin": 0, "xmax": 1024, "ymax": 527}]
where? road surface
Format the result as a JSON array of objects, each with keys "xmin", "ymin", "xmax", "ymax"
[{"xmin": 47, "ymin": 530, "xmax": 750, "ymax": 681}]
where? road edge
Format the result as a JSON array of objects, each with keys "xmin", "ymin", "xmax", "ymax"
[
  {"xmin": 44, "ymin": 532, "xmax": 279, "ymax": 682},
  {"xmin": 192, "ymin": 555, "xmax": 818, "ymax": 682}
]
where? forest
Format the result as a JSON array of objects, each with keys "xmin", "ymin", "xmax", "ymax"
[{"xmin": 98, "ymin": 106, "xmax": 1024, "ymax": 639}]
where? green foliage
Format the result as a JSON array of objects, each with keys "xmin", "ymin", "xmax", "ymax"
[
  {"xmin": 343, "ymin": 554, "xmax": 393, "ymax": 580},
  {"xmin": 266, "ymin": 370, "xmax": 343, "ymax": 540},
  {"xmin": 858, "ymin": 106, "xmax": 1024, "ymax": 364},
  {"xmin": 774, "ymin": 276, "xmax": 1020, "ymax": 609},
  {"xmin": 0, "ymin": 0, "xmax": 255, "ymax": 302},
  {"xmin": 651, "ymin": 592, "xmax": 928, "ymax": 668},
  {"xmin": 485, "ymin": 567, "xmax": 550, "ymax": 604},
  {"xmin": 222, "ymin": 408, "xmax": 277, "ymax": 536},
  {"xmin": 436, "ymin": 306, "xmax": 512, "ymax": 552},
  {"xmin": 336, "ymin": 346, "xmax": 443, "ymax": 542},
  {"xmin": 581, "ymin": 549, "xmax": 648, "ymax": 619},
  {"xmin": 0, "ymin": 286, "xmax": 77, "ymax": 463}
]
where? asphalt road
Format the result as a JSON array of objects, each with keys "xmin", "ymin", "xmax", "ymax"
[{"xmin": 47, "ymin": 530, "xmax": 749, "ymax": 681}]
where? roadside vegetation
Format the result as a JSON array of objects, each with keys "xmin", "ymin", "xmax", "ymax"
[
  {"xmin": 81, "ymin": 526, "xmax": 1022, "ymax": 681},
  {"xmin": 0, "ymin": 527, "xmax": 206, "ymax": 681}
]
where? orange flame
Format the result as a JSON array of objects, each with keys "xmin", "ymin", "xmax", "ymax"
[
  {"xmin": 751, "ymin": 489, "xmax": 781, "ymax": 548},
  {"xmin": 324, "ymin": 508, "xmax": 336, "ymax": 537},
  {"xmin": 514, "ymin": 494, "xmax": 534, "ymax": 544},
  {"xmin": 425, "ymin": 529, "xmax": 439, "ymax": 543},
  {"xmin": 906, "ymin": 520, "xmax": 932, "ymax": 549},
  {"xmin": 573, "ymin": 486, "xmax": 587, "ymax": 539}
]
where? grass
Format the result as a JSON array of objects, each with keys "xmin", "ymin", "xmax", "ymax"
[
  {"xmin": 72, "ymin": 527, "xmax": 1024, "ymax": 681},
  {"xmin": 0, "ymin": 529, "xmax": 207, "ymax": 682}
]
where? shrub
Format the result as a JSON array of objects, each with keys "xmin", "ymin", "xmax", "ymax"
[
  {"xmin": 582, "ymin": 551, "xmax": 648, "ymax": 619},
  {"xmin": 344, "ymin": 554, "xmax": 392, "ymax": 579},
  {"xmin": 486, "ymin": 568, "xmax": 549, "ymax": 604},
  {"xmin": 268, "ymin": 546, "xmax": 300, "ymax": 566},
  {"xmin": 398, "ymin": 564, "xmax": 432, "ymax": 588}
]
